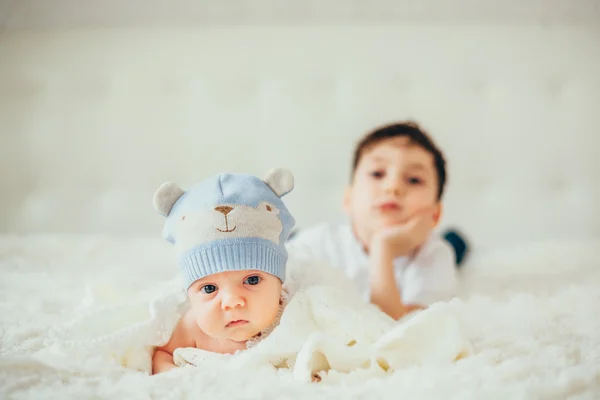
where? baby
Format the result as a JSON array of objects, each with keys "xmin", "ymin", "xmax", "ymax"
[{"xmin": 151, "ymin": 168, "xmax": 296, "ymax": 374}]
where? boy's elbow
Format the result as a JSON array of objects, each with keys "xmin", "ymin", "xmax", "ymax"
[
  {"xmin": 404, "ymin": 303, "xmax": 426, "ymax": 315},
  {"xmin": 392, "ymin": 303, "xmax": 426, "ymax": 320}
]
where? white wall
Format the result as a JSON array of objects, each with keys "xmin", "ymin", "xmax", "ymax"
[{"xmin": 1, "ymin": 25, "xmax": 599, "ymax": 248}]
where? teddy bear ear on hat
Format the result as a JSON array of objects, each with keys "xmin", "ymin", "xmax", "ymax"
[
  {"xmin": 263, "ymin": 168, "xmax": 294, "ymax": 197},
  {"xmin": 153, "ymin": 181, "xmax": 185, "ymax": 217}
]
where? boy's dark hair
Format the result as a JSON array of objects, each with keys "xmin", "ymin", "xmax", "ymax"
[{"xmin": 351, "ymin": 121, "xmax": 447, "ymax": 200}]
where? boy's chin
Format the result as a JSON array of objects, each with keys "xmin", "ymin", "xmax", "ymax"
[{"xmin": 374, "ymin": 216, "xmax": 408, "ymax": 229}]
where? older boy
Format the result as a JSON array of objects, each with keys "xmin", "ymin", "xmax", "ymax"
[{"xmin": 288, "ymin": 122, "xmax": 468, "ymax": 320}]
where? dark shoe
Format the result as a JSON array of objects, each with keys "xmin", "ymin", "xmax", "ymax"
[{"xmin": 442, "ymin": 228, "xmax": 470, "ymax": 268}]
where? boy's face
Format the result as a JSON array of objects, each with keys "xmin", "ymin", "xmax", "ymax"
[
  {"xmin": 344, "ymin": 137, "xmax": 442, "ymax": 248},
  {"xmin": 187, "ymin": 270, "xmax": 282, "ymax": 342}
]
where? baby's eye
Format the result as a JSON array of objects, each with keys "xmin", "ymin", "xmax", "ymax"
[
  {"xmin": 244, "ymin": 276, "xmax": 262, "ymax": 285},
  {"xmin": 200, "ymin": 284, "xmax": 217, "ymax": 294},
  {"xmin": 370, "ymin": 170, "xmax": 385, "ymax": 179},
  {"xmin": 408, "ymin": 177, "xmax": 424, "ymax": 185}
]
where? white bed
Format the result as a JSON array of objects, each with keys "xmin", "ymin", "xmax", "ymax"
[
  {"xmin": 1, "ymin": 235, "xmax": 599, "ymax": 398},
  {"xmin": 1, "ymin": 1, "xmax": 600, "ymax": 398}
]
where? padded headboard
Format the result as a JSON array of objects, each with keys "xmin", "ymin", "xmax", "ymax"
[{"xmin": 1, "ymin": 26, "xmax": 599, "ymax": 248}]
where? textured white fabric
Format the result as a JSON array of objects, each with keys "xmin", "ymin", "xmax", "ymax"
[
  {"xmin": 174, "ymin": 285, "xmax": 471, "ymax": 383},
  {"xmin": 1, "ymin": 235, "xmax": 600, "ymax": 398},
  {"xmin": 288, "ymin": 221, "xmax": 458, "ymax": 306},
  {"xmin": 17, "ymin": 256, "xmax": 468, "ymax": 381}
]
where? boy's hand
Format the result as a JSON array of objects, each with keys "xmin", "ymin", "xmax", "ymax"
[{"xmin": 370, "ymin": 206, "xmax": 436, "ymax": 262}]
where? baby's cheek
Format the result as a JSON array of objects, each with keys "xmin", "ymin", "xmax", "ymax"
[
  {"xmin": 188, "ymin": 295, "xmax": 205, "ymax": 310},
  {"xmin": 192, "ymin": 305, "xmax": 220, "ymax": 333},
  {"xmin": 256, "ymin": 299, "xmax": 280, "ymax": 327}
]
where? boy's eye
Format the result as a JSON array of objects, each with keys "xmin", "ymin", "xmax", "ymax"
[
  {"xmin": 370, "ymin": 170, "xmax": 385, "ymax": 179},
  {"xmin": 408, "ymin": 177, "xmax": 423, "ymax": 185},
  {"xmin": 244, "ymin": 276, "xmax": 262, "ymax": 285},
  {"xmin": 200, "ymin": 284, "xmax": 217, "ymax": 294}
]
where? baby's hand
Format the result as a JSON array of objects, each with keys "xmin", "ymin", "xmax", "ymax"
[{"xmin": 370, "ymin": 207, "xmax": 436, "ymax": 262}]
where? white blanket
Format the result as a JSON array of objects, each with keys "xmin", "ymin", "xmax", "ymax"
[
  {"xmin": 27, "ymin": 258, "xmax": 470, "ymax": 383},
  {"xmin": 173, "ymin": 285, "xmax": 471, "ymax": 383},
  {"xmin": 1, "ymin": 235, "xmax": 600, "ymax": 399}
]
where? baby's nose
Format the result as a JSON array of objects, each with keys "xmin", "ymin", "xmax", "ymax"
[
  {"xmin": 215, "ymin": 206, "xmax": 234, "ymax": 215},
  {"xmin": 221, "ymin": 290, "xmax": 245, "ymax": 309}
]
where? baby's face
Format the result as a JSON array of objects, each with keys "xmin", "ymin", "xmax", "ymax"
[
  {"xmin": 187, "ymin": 270, "xmax": 282, "ymax": 342},
  {"xmin": 344, "ymin": 137, "xmax": 441, "ymax": 247}
]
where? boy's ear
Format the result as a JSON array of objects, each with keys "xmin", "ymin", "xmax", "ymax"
[
  {"xmin": 342, "ymin": 185, "xmax": 352, "ymax": 214},
  {"xmin": 432, "ymin": 202, "xmax": 442, "ymax": 226}
]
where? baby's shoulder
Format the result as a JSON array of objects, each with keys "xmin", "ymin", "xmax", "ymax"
[
  {"xmin": 155, "ymin": 309, "xmax": 198, "ymax": 354},
  {"xmin": 180, "ymin": 310, "xmax": 206, "ymax": 345}
]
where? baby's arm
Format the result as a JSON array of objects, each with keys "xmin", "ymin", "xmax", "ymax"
[{"xmin": 152, "ymin": 311, "xmax": 196, "ymax": 374}]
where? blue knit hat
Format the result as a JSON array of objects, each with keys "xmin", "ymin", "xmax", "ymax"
[{"xmin": 153, "ymin": 168, "xmax": 295, "ymax": 289}]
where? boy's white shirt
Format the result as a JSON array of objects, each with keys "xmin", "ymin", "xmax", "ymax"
[{"xmin": 286, "ymin": 220, "xmax": 458, "ymax": 307}]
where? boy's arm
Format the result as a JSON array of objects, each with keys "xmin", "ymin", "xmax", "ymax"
[
  {"xmin": 368, "ymin": 247, "xmax": 425, "ymax": 320},
  {"xmin": 369, "ymin": 237, "xmax": 457, "ymax": 320},
  {"xmin": 368, "ymin": 208, "xmax": 448, "ymax": 320},
  {"xmin": 152, "ymin": 313, "xmax": 195, "ymax": 374}
]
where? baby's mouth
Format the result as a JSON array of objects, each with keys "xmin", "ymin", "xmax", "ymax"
[{"xmin": 226, "ymin": 320, "xmax": 249, "ymax": 328}]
